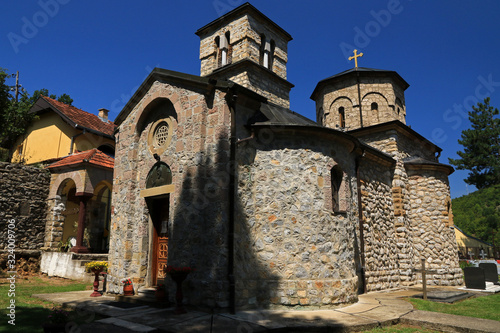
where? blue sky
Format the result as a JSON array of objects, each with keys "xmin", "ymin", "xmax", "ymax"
[{"xmin": 2, "ymin": 1, "xmax": 499, "ymax": 198}]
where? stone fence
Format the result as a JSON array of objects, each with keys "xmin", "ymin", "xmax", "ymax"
[{"xmin": 0, "ymin": 162, "xmax": 50, "ymax": 274}]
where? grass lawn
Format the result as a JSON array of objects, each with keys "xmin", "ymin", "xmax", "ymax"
[
  {"xmin": 361, "ymin": 292, "xmax": 500, "ymax": 332},
  {"xmin": 0, "ymin": 273, "xmax": 89, "ymax": 333},
  {"xmin": 406, "ymin": 293, "xmax": 500, "ymax": 321},
  {"xmin": 362, "ymin": 323, "xmax": 439, "ymax": 332}
]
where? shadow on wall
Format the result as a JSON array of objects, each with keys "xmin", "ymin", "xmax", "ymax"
[{"xmin": 166, "ymin": 131, "xmax": 278, "ymax": 310}]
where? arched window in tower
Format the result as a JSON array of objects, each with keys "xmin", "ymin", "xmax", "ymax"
[
  {"xmin": 371, "ymin": 102, "xmax": 378, "ymax": 111},
  {"xmin": 216, "ymin": 32, "xmax": 231, "ymax": 67},
  {"xmin": 261, "ymin": 37, "xmax": 274, "ymax": 70},
  {"xmin": 331, "ymin": 165, "xmax": 346, "ymax": 213},
  {"xmin": 259, "ymin": 34, "xmax": 266, "ymax": 66},
  {"xmin": 338, "ymin": 107, "xmax": 346, "ymax": 128}
]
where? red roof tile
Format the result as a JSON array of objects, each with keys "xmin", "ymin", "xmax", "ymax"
[
  {"xmin": 41, "ymin": 96, "xmax": 116, "ymax": 137},
  {"xmin": 47, "ymin": 149, "xmax": 114, "ymax": 169}
]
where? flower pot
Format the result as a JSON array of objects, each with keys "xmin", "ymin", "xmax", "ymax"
[{"xmin": 123, "ymin": 284, "xmax": 134, "ymax": 296}]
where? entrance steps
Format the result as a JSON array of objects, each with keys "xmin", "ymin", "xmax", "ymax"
[{"xmin": 114, "ymin": 287, "xmax": 171, "ymax": 308}]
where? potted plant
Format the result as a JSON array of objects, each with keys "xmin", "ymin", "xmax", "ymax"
[
  {"xmin": 164, "ymin": 266, "xmax": 194, "ymax": 314},
  {"xmin": 84, "ymin": 261, "xmax": 108, "ymax": 297},
  {"xmin": 122, "ymin": 278, "xmax": 134, "ymax": 296},
  {"xmin": 42, "ymin": 307, "xmax": 69, "ymax": 333}
]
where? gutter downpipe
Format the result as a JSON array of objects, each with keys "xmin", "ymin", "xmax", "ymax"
[
  {"xmin": 355, "ymin": 148, "xmax": 367, "ymax": 294},
  {"xmin": 226, "ymin": 88, "xmax": 237, "ymax": 314},
  {"xmin": 69, "ymin": 128, "xmax": 86, "ymax": 155}
]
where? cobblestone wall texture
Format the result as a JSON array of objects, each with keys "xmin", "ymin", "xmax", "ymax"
[
  {"xmin": 356, "ymin": 129, "xmax": 462, "ymax": 287},
  {"xmin": 0, "ymin": 162, "xmax": 50, "ymax": 251},
  {"xmin": 236, "ymin": 134, "xmax": 361, "ymax": 309}
]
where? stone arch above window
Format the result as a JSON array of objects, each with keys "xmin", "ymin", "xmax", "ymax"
[
  {"xmin": 136, "ymin": 98, "xmax": 178, "ymax": 136},
  {"xmin": 362, "ymin": 92, "xmax": 389, "ymax": 126},
  {"xmin": 328, "ymin": 96, "xmax": 353, "ymax": 130}
]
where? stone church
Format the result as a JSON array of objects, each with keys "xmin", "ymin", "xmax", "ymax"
[{"xmin": 107, "ymin": 3, "xmax": 462, "ymax": 310}]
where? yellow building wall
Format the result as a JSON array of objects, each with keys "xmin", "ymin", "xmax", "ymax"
[
  {"xmin": 11, "ymin": 112, "xmax": 77, "ymax": 164},
  {"xmin": 11, "ymin": 112, "xmax": 115, "ymax": 164},
  {"xmin": 74, "ymin": 133, "xmax": 114, "ymax": 154}
]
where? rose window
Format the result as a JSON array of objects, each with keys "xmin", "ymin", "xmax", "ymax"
[{"xmin": 153, "ymin": 122, "xmax": 169, "ymax": 148}]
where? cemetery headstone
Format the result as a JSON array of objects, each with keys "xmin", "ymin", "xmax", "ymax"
[
  {"xmin": 478, "ymin": 263, "xmax": 499, "ymax": 285},
  {"xmin": 463, "ymin": 267, "xmax": 486, "ymax": 290}
]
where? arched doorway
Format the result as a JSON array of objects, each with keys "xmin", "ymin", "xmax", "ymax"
[
  {"xmin": 59, "ymin": 179, "xmax": 79, "ymax": 250},
  {"xmin": 141, "ymin": 161, "xmax": 174, "ymax": 286}
]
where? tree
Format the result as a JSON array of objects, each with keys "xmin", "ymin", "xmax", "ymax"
[
  {"xmin": 449, "ymin": 98, "xmax": 500, "ymax": 189},
  {"xmin": 0, "ymin": 68, "xmax": 74, "ymax": 160}
]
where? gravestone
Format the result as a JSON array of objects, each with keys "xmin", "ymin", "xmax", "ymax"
[
  {"xmin": 479, "ymin": 263, "xmax": 499, "ymax": 285},
  {"xmin": 412, "ymin": 290, "xmax": 472, "ymax": 303},
  {"xmin": 463, "ymin": 267, "xmax": 486, "ymax": 290}
]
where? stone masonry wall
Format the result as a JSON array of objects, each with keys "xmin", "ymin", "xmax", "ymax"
[
  {"xmin": 109, "ymin": 81, "xmax": 232, "ymax": 308},
  {"xmin": 407, "ymin": 169, "xmax": 463, "ymax": 286},
  {"xmin": 0, "ymin": 162, "xmax": 50, "ymax": 273},
  {"xmin": 199, "ymin": 14, "xmax": 288, "ymax": 80},
  {"xmin": 360, "ymin": 160, "xmax": 416, "ymax": 291},
  {"xmin": 236, "ymin": 133, "xmax": 360, "ymax": 309},
  {"xmin": 228, "ymin": 68, "xmax": 291, "ymax": 108},
  {"xmin": 0, "ymin": 162, "xmax": 50, "ymax": 250},
  {"xmin": 357, "ymin": 129, "xmax": 462, "ymax": 286},
  {"xmin": 317, "ymin": 77, "xmax": 406, "ymax": 131}
]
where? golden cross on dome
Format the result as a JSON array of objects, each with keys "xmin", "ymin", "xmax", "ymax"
[{"xmin": 349, "ymin": 49, "xmax": 364, "ymax": 68}]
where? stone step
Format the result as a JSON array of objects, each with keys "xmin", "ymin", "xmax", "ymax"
[{"xmin": 114, "ymin": 287, "xmax": 171, "ymax": 308}]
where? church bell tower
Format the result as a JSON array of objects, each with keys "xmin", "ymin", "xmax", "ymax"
[{"xmin": 195, "ymin": 3, "xmax": 294, "ymax": 108}]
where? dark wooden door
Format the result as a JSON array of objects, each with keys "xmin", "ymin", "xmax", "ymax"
[{"xmin": 149, "ymin": 197, "xmax": 169, "ymax": 286}]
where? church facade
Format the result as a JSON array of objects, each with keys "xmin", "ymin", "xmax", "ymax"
[{"xmin": 107, "ymin": 3, "xmax": 462, "ymax": 310}]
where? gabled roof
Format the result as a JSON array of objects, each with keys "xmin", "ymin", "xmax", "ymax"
[
  {"xmin": 310, "ymin": 67, "xmax": 409, "ymax": 101},
  {"xmin": 31, "ymin": 96, "xmax": 116, "ymax": 138},
  {"xmin": 46, "ymin": 148, "xmax": 114, "ymax": 170}
]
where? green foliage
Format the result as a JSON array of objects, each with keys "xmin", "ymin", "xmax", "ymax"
[
  {"xmin": 459, "ymin": 260, "xmax": 474, "ymax": 270},
  {"xmin": 449, "ymin": 97, "xmax": 500, "ymax": 189},
  {"xmin": 452, "ymin": 184, "xmax": 500, "ymax": 246},
  {"xmin": 0, "ymin": 68, "xmax": 73, "ymax": 159}
]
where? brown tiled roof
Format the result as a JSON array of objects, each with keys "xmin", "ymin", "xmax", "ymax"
[
  {"xmin": 47, "ymin": 149, "xmax": 114, "ymax": 170},
  {"xmin": 40, "ymin": 96, "xmax": 116, "ymax": 137}
]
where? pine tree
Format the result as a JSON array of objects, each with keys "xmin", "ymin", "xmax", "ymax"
[{"xmin": 449, "ymin": 97, "xmax": 500, "ymax": 189}]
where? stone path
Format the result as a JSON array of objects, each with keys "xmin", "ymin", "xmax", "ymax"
[{"xmin": 33, "ymin": 286, "xmax": 500, "ymax": 332}]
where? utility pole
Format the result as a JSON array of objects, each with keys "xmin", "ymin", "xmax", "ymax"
[{"xmin": 11, "ymin": 71, "xmax": 24, "ymax": 102}]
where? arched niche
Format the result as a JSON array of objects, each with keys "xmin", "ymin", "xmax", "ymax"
[{"xmin": 140, "ymin": 162, "xmax": 174, "ymax": 198}]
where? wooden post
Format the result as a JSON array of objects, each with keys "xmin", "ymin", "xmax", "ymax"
[{"xmin": 421, "ymin": 259, "xmax": 427, "ymax": 300}]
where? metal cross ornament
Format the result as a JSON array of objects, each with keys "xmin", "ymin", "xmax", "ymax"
[{"xmin": 349, "ymin": 49, "xmax": 364, "ymax": 68}]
